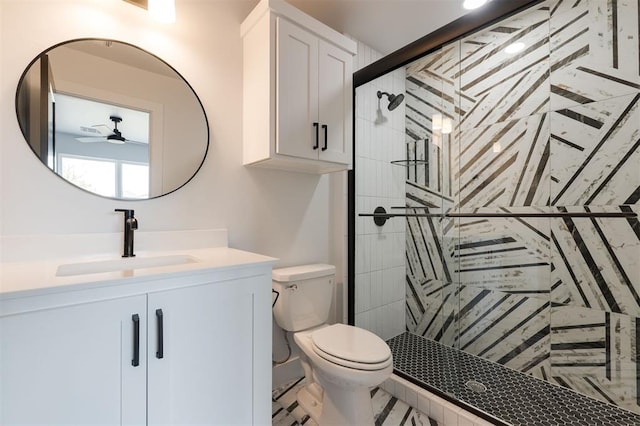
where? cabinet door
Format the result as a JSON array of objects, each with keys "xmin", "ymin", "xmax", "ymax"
[
  {"xmin": 147, "ymin": 277, "xmax": 269, "ymax": 425},
  {"xmin": 276, "ymin": 17, "xmax": 319, "ymax": 160},
  {"xmin": 0, "ymin": 295, "xmax": 147, "ymax": 426},
  {"xmin": 318, "ymin": 40, "xmax": 353, "ymax": 164}
]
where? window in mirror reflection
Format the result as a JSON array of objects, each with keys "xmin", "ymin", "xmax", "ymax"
[
  {"xmin": 59, "ymin": 155, "xmax": 116, "ymax": 198},
  {"xmin": 53, "ymin": 94, "xmax": 151, "ymax": 198},
  {"xmin": 58, "ymin": 155, "xmax": 149, "ymax": 199},
  {"xmin": 122, "ymin": 162, "xmax": 150, "ymax": 199}
]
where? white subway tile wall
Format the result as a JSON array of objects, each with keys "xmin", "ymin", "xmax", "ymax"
[{"xmin": 353, "ymin": 39, "xmax": 407, "ymax": 341}]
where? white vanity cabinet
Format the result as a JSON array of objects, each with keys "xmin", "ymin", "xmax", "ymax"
[
  {"xmin": 0, "ymin": 254, "xmax": 273, "ymax": 426},
  {"xmin": 147, "ymin": 276, "xmax": 264, "ymax": 425},
  {"xmin": 1, "ymin": 295, "xmax": 148, "ymax": 425},
  {"xmin": 241, "ymin": 0, "xmax": 356, "ymax": 174}
]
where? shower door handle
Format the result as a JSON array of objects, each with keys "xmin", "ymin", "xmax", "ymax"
[
  {"xmin": 321, "ymin": 124, "xmax": 328, "ymax": 151},
  {"xmin": 313, "ymin": 122, "xmax": 319, "ymax": 150}
]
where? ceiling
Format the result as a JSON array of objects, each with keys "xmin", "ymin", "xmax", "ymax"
[
  {"xmin": 284, "ymin": 0, "xmax": 471, "ymax": 55},
  {"xmin": 66, "ymin": 40, "xmax": 179, "ymax": 79}
]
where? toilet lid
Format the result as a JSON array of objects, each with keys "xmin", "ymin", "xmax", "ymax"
[{"xmin": 311, "ymin": 324, "xmax": 391, "ymax": 366}]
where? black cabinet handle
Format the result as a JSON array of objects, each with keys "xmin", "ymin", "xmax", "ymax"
[
  {"xmin": 313, "ymin": 122, "xmax": 319, "ymax": 150},
  {"xmin": 322, "ymin": 124, "xmax": 328, "ymax": 151},
  {"xmin": 156, "ymin": 309, "xmax": 164, "ymax": 359},
  {"xmin": 132, "ymin": 314, "xmax": 140, "ymax": 367}
]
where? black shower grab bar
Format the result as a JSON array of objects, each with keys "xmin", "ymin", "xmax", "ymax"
[
  {"xmin": 360, "ymin": 206, "xmax": 638, "ymax": 226},
  {"xmin": 361, "ymin": 212, "xmax": 639, "ymax": 218}
]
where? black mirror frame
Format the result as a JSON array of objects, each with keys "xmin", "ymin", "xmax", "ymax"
[{"xmin": 14, "ymin": 37, "xmax": 210, "ymax": 201}]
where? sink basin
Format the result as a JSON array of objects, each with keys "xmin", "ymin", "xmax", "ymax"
[{"xmin": 56, "ymin": 254, "xmax": 199, "ymax": 277}]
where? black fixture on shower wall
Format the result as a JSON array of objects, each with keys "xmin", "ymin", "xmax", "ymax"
[
  {"xmin": 360, "ymin": 206, "xmax": 639, "ymax": 227},
  {"xmin": 377, "ymin": 91, "xmax": 405, "ymax": 111}
]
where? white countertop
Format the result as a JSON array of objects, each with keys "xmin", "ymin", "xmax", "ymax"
[
  {"xmin": 0, "ymin": 247, "xmax": 276, "ymax": 300},
  {"xmin": 0, "ymin": 230, "xmax": 277, "ymax": 300}
]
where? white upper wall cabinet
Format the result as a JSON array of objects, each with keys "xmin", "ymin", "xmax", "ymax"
[{"xmin": 241, "ymin": 0, "xmax": 356, "ymax": 174}]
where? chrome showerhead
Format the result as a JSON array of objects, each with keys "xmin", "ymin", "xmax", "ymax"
[{"xmin": 377, "ymin": 91, "xmax": 405, "ymax": 111}]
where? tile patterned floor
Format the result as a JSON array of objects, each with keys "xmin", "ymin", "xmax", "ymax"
[{"xmin": 272, "ymin": 377, "xmax": 441, "ymax": 426}]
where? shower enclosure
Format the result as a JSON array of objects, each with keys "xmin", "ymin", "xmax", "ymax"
[{"xmin": 350, "ymin": 0, "xmax": 640, "ymax": 421}]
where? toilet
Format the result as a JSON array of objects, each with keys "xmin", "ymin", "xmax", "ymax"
[{"xmin": 272, "ymin": 264, "xmax": 393, "ymax": 426}]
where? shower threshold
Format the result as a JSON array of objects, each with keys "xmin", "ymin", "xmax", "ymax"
[{"xmin": 387, "ymin": 332, "xmax": 640, "ymax": 426}]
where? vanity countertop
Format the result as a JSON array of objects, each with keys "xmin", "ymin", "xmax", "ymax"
[{"xmin": 0, "ymin": 247, "xmax": 277, "ymax": 300}]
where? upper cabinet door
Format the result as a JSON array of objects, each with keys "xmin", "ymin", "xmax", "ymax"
[
  {"xmin": 0, "ymin": 295, "xmax": 147, "ymax": 426},
  {"xmin": 242, "ymin": 0, "xmax": 356, "ymax": 173},
  {"xmin": 276, "ymin": 17, "xmax": 319, "ymax": 160},
  {"xmin": 318, "ymin": 41, "xmax": 353, "ymax": 164}
]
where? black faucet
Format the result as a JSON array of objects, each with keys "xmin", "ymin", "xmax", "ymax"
[{"xmin": 115, "ymin": 209, "xmax": 138, "ymax": 257}]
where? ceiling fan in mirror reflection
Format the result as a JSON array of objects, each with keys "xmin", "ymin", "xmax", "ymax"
[
  {"xmin": 76, "ymin": 116, "xmax": 138, "ymax": 145},
  {"xmin": 54, "ymin": 91, "xmax": 150, "ymax": 146}
]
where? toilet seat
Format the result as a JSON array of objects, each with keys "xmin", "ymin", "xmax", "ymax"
[{"xmin": 310, "ymin": 324, "xmax": 392, "ymax": 371}]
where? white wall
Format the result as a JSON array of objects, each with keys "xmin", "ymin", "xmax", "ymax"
[{"xmin": 0, "ymin": 0, "xmax": 344, "ymax": 274}]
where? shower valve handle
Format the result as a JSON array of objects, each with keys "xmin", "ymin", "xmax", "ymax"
[{"xmin": 313, "ymin": 122, "xmax": 319, "ymax": 150}]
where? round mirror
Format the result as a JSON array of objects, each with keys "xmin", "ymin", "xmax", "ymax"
[{"xmin": 15, "ymin": 39, "xmax": 209, "ymax": 200}]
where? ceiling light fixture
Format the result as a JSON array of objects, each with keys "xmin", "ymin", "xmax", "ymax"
[
  {"xmin": 504, "ymin": 42, "xmax": 526, "ymax": 54},
  {"xmin": 463, "ymin": 0, "xmax": 488, "ymax": 10},
  {"xmin": 149, "ymin": 0, "xmax": 176, "ymax": 23},
  {"xmin": 123, "ymin": 0, "xmax": 175, "ymax": 23}
]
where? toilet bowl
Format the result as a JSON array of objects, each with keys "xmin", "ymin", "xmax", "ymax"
[
  {"xmin": 272, "ymin": 264, "xmax": 393, "ymax": 425},
  {"xmin": 294, "ymin": 324, "xmax": 393, "ymax": 425}
]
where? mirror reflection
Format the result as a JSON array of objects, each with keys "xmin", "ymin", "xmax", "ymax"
[{"xmin": 16, "ymin": 39, "xmax": 209, "ymax": 200}]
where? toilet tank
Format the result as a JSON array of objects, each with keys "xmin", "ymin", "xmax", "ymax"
[{"xmin": 272, "ymin": 264, "xmax": 335, "ymax": 332}]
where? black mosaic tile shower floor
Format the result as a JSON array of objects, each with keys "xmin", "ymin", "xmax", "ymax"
[{"xmin": 387, "ymin": 332, "xmax": 640, "ymax": 426}]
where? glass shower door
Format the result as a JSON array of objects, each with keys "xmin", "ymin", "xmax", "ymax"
[{"xmin": 403, "ymin": 40, "xmax": 463, "ymax": 398}]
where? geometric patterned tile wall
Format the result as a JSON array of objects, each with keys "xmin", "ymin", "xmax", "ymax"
[
  {"xmin": 550, "ymin": 95, "xmax": 640, "ymax": 206},
  {"xmin": 403, "ymin": 0, "xmax": 640, "ymax": 414}
]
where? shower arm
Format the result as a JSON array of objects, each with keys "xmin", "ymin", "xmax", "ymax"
[{"xmin": 359, "ymin": 206, "xmax": 638, "ymax": 226}]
